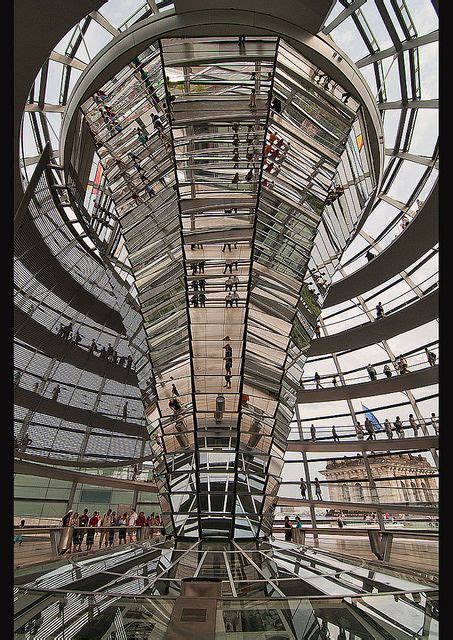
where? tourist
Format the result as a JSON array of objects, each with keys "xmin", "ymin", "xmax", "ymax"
[
  {"xmin": 70, "ymin": 512, "xmax": 80, "ymax": 553},
  {"xmin": 300, "ymin": 478, "xmax": 307, "ymax": 498},
  {"xmin": 86, "ymin": 511, "xmax": 100, "ymax": 551},
  {"xmin": 431, "ymin": 412, "xmax": 438, "ymax": 436},
  {"xmin": 314, "ymin": 372, "xmax": 323, "ymax": 389},
  {"xmin": 365, "ymin": 418, "xmax": 376, "ymax": 440},
  {"xmin": 394, "ymin": 416, "xmax": 404, "ymax": 438},
  {"xmin": 310, "ymin": 424, "xmax": 316, "ymax": 442},
  {"xmin": 118, "ymin": 513, "xmax": 128, "ymax": 544},
  {"xmin": 409, "ymin": 414, "xmax": 419, "ymax": 437},
  {"xmin": 397, "ymin": 355, "xmax": 410, "ymax": 374},
  {"xmin": 332, "ymin": 426, "xmax": 340, "ymax": 442},
  {"xmin": 366, "ymin": 364, "xmax": 377, "ymax": 381},
  {"xmin": 314, "ymin": 478, "xmax": 322, "ymax": 500},
  {"xmin": 169, "ymin": 397, "xmax": 182, "ymax": 413},
  {"xmin": 78, "ymin": 509, "xmax": 89, "ymax": 551},
  {"xmin": 136, "ymin": 511, "xmax": 146, "ymax": 540},
  {"xmin": 62, "ymin": 509, "xmax": 73, "ymax": 528},
  {"xmin": 293, "ymin": 516, "xmax": 304, "ymax": 543},
  {"xmin": 355, "ymin": 422, "xmax": 364, "ymax": 440},
  {"xmin": 99, "ymin": 509, "xmax": 113, "ymax": 548},
  {"xmin": 366, "ymin": 250, "xmax": 375, "ymax": 262},
  {"xmin": 314, "ymin": 324, "xmax": 321, "ymax": 338},
  {"xmin": 122, "ymin": 402, "xmax": 128, "ymax": 421},
  {"xmin": 224, "ymin": 259, "xmax": 233, "ymax": 274},
  {"xmin": 384, "ymin": 419, "xmax": 393, "ymax": 439},
  {"xmin": 284, "ymin": 515, "xmax": 292, "ymax": 541},
  {"xmin": 52, "ymin": 384, "xmax": 61, "ymax": 401},
  {"xmin": 383, "ymin": 364, "xmax": 392, "ymax": 378},
  {"xmin": 376, "ymin": 302, "xmax": 385, "ymax": 319},
  {"xmin": 332, "ymin": 376, "xmax": 338, "ymax": 387},
  {"xmin": 249, "ymin": 88, "xmax": 256, "ymax": 109},
  {"xmin": 425, "ymin": 347, "xmax": 437, "ymax": 367},
  {"xmin": 128, "ymin": 508, "xmax": 138, "ymax": 542}
]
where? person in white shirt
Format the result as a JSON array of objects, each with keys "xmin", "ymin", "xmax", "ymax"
[
  {"xmin": 355, "ymin": 422, "xmax": 364, "ymax": 440},
  {"xmin": 128, "ymin": 508, "xmax": 137, "ymax": 542}
]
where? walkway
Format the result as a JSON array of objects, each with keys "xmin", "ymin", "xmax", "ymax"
[
  {"xmin": 14, "ymin": 459, "xmax": 157, "ymax": 492},
  {"xmin": 14, "ymin": 387, "xmax": 148, "ymax": 439},
  {"xmin": 286, "ymin": 434, "xmax": 438, "ymax": 452},
  {"xmin": 276, "ymin": 497, "xmax": 438, "ymax": 516},
  {"xmin": 308, "ymin": 289, "xmax": 438, "ymax": 356},
  {"xmin": 297, "ymin": 365, "xmax": 438, "ymax": 402},
  {"xmin": 325, "ymin": 182, "xmax": 438, "ymax": 307},
  {"xmin": 14, "ymin": 306, "xmax": 137, "ymax": 385},
  {"xmin": 15, "ymin": 210, "xmax": 124, "ymax": 333}
]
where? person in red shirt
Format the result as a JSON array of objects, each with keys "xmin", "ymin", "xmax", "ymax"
[
  {"xmin": 136, "ymin": 511, "xmax": 146, "ymax": 541},
  {"xmin": 86, "ymin": 511, "xmax": 100, "ymax": 551}
]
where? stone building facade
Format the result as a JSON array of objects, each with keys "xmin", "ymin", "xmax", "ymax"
[{"xmin": 320, "ymin": 454, "xmax": 438, "ymax": 505}]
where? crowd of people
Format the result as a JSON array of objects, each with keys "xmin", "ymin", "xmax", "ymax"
[
  {"xmin": 59, "ymin": 507, "xmax": 164, "ymax": 554},
  {"xmin": 54, "ymin": 322, "xmax": 135, "ymax": 369}
]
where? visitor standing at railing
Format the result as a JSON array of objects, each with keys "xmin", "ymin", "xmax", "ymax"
[
  {"xmin": 77, "ymin": 509, "xmax": 89, "ymax": 552},
  {"xmin": 86, "ymin": 512, "xmax": 100, "ymax": 551},
  {"xmin": 118, "ymin": 513, "xmax": 128, "ymax": 544},
  {"xmin": 99, "ymin": 509, "xmax": 113, "ymax": 549},
  {"xmin": 314, "ymin": 478, "xmax": 322, "ymax": 500},
  {"xmin": 384, "ymin": 419, "xmax": 393, "ymax": 439},
  {"xmin": 425, "ymin": 347, "xmax": 437, "ymax": 367},
  {"xmin": 394, "ymin": 416, "xmax": 404, "ymax": 438},
  {"xmin": 409, "ymin": 414, "xmax": 419, "ymax": 437},
  {"xmin": 284, "ymin": 516, "xmax": 293, "ymax": 541},
  {"xmin": 300, "ymin": 478, "xmax": 307, "ymax": 498},
  {"xmin": 355, "ymin": 421, "xmax": 364, "ymax": 440},
  {"xmin": 70, "ymin": 512, "xmax": 80, "ymax": 553},
  {"xmin": 293, "ymin": 516, "xmax": 303, "ymax": 543},
  {"xmin": 136, "ymin": 511, "xmax": 146, "ymax": 540},
  {"xmin": 128, "ymin": 508, "xmax": 138, "ymax": 542}
]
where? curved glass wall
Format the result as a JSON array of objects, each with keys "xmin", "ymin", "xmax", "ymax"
[{"xmin": 15, "ymin": 0, "xmax": 438, "ymax": 583}]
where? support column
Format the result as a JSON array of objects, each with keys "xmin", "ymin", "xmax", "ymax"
[
  {"xmin": 362, "ymin": 454, "xmax": 385, "ymax": 532},
  {"xmin": 295, "ymin": 403, "xmax": 318, "ymax": 542}
]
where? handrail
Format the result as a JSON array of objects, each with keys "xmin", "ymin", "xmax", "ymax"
[
  {"xmin": 14, "ymin": 143, "xmax": 51, "ymax": 235},
  {"xmin": 14, "ymin": 583, "xmax": 438, "ymax": 601},
  {"xmin": 301, "ymin": 347, "xmax": 438, "ymax": 386},
  {"xmin": 320, "ymin": 272, "xmax": 437, "ymax": 330}
]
